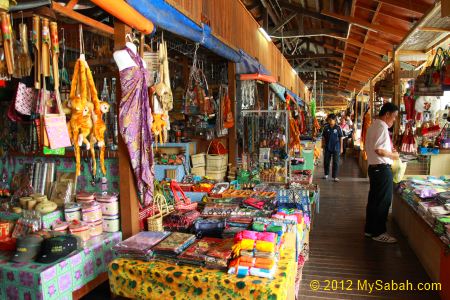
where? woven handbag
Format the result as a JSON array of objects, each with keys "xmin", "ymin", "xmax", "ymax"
[
  {"xmin": 148, "ymin": 193, "xmax": 171, "ymax": 231},
  {"xmin": 14, "ymin": 82, "xmax": 36, "ymax": 116},
  {"xmin": 42, "ymin": 84, "xmax": 71, "ymax": 149}
]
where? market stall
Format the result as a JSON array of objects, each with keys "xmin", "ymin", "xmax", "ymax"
[
  {"xmin": 393, "ymin": 176, "xmax": 450, "ymax": 300},
  {"xmin": 104, "ymin": 56, "xmax": 319, "ymax": 297}
]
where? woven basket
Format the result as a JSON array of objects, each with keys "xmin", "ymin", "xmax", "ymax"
[
  {"xmin": 147, "ymin": 193, "xmax": 171, "ymax": 231},
  {"xmin": 191, "ymin": 153, "xmax": 206, "ymax": 167},
  {"xmin": 191, "ymin": 166, "xmax": 206, "ymax": 177},
  {"xmin": 206, "ymin": 140, "xmax": 228, "ymax": 171}
]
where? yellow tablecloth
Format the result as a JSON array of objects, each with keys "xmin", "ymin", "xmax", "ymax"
[{"xmin": 108, "ymin": 233, "xmax": 298, "ymax": 299}]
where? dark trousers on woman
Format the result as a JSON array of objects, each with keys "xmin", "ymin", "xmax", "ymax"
[
  {"xmin": 365, "ymin": 164, "xmax": 393, "ymax": 236},
  {"xmin": 324, "ymin": 150, "xmax": 340, "ymax": 178}
]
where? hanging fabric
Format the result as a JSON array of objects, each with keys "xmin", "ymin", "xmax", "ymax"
[
  {"xmin": 119, "ymin": 46, "xmax": 154, "ymax": 208},
  {"xmin": 401, "ymin": 122, "xmax": 416, "ymax": 153}
]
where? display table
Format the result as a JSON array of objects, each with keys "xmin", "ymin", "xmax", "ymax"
[
  {"xmin": 108, "ymin": 232, "xmax": 298, "ymax": 300},
  {"xmin": 392, "ymin": 190, "xmax": 450, "ymax": 300},
  {"xmin": 0, "ymin": 232, "xmax": 121, "ymax": 300}
]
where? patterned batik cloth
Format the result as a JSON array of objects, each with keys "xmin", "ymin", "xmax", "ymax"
[{"xmin": 119, "ymin": 47, "xmax": 154, "ymax": 207}]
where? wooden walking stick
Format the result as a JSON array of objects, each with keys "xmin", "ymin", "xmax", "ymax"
[
  {"xmin": 0, "ymin": 12, "xmax": 14, "ymax": 75},
  {"xmin": 41, "ymin": 17, "xmax": 50, "ymax": 77},
  {"xmin": 50, "ymin": 21, "xmax": 59, "ymax": 90},
  {"xmin": 32, "ymin": 15, "xmax": 41, "ymax": 89}
]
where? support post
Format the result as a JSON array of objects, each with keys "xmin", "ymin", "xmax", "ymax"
[
  {"xmin": 114, "ymin": 20, "xmax": 140, "ymax": 239},
  {"xmin": 354, "ymin": 88, "xmax": 358, "ymax": 133},
  {"xmin": 227, "ymin": 62, "xmax": 237, "ymax": 168},
  {"xmin": 369, "ymin": 80, "xmax": 374, "ymax": 117},
  {"xmin": 442, "ymin": 0, "xmax": 450, "ymax": 17},
  {"xmin": 393, "ymin": 49, "xmax": 401, "ymax": 143}
]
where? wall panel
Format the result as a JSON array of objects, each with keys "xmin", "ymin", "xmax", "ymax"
[{"xmin": 166, "ymin": 0, "xmax": 307, "ymax": 100}]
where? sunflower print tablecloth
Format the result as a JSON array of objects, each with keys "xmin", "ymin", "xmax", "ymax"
[{"xmin": 108, "ymin": 249, "xmax": 297, "ymax": 300}]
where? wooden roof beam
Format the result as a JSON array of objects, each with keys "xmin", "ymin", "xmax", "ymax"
[
  {"xmin": 374, "ymin": 0, "xmax": 429, "ymax": 15},
  {"xmin": 278, "ymin": 0, "xmax": 348, "ymax": 28},
  {"xmin": 321, "ymin": 10, "xmax": 408, "ymax": 39},
  {"xmin": 52, "ymin": 2, "xmax": 114, "ymax": 36},
  {"xmin": 344, "ymin": 2, "xmax": 381, "ymax": 88},
  {"xmin": 344, "ymin": 60, "xmax": 383, "ymax": 72},
  {"xmin": 270, "ymin": 11, "xmax": 298, "ymax": 34},
  {"xmin": 345, "ymin": 37, "xmax": 389, "ymax": 55},
  {"xmin": 355, "ymin": 3, "xmax": 414, "ymax": 24},
  {"xmin": 272, "ymin": 27, "xmax": 347, "ymax": 38},
  {"xmin": 286, "ymin": 53, "xmax": 342, "ymax": 59},
  {"xmin": 419, "ymin": 27, "xmax": 450, "ymax": 33}
]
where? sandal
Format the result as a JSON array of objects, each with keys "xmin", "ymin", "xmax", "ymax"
[{"xmin": 372, "ymin": 233, "xmax": 397, "ymax": 243}]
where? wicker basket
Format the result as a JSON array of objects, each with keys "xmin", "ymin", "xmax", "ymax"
[
  {"xmin": 206, "ymin": 168, "xmax": 227, "ymax": 181},
  {"xmin": 147, "ymin": 193, "xmax": 171, "ymax": 231},
  {"xmin": 191, "ymin": 153, "xmax": 206, "ymax": 167},
  {"xmin": 206, "ymin": 141, "xmax": 228, "ymax": 171},
  {"xmin": 191, "ymin": 166, "xmax": 206, "ymax": 177}
]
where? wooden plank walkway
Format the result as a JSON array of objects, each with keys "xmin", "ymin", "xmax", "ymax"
[{"xmin": 298, "ymin": 154, "xmax": 440, "ymax": 299}]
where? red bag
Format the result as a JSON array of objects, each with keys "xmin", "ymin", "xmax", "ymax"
[{"xmin": 209, "ymin": 139, "xmax": 228, "ymax": 155}]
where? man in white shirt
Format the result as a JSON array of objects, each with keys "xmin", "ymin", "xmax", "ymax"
[{"xmin": 364, "ymin": 102, "xmax": 399, "ymax": 243}]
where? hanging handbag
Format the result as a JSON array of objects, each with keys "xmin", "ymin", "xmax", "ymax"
[
  {"xmin": 223, "ymin": 91, "xmax": 234, "ymax": 128},
  {"xmin": 442, "ymin": 50, "xmax": 450, "ymax": 90},
  {"xmin": 416, "ymin": 49, "xmax": 444, "ymax": 96},
  {"xmin": 14, "ymin": 82, "xmax": 36, "ymax": 116},
  {"xmin": 41, "ymin": 79, "xmax": 72, "ymax": 149}
]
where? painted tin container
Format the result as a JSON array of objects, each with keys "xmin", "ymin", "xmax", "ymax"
[
  {"xmin": 82, "ymin": 201, "xmax": 103, "ymax": 222},
  {"xmin": 64, "ymin": 202, "xmax": 82, "ymax": 222},
  {"xmin": 103, "ymin": 214, "xmax": 120, "ymax": 232},
  {"xmin": 87, "ymin": 219, "xmax": 103, "ymax": 237},
  {"xmin": 96, "ymin": 193, "xmax": 119, "ymax": 216}
]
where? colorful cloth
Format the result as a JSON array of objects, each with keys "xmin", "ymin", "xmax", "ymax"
[
  {"xmin": 108, "ymin": 248, "xmax": 296, "ymax": 299},
  {"xmin": 119, "ymin": 47, "xmax": 154, "ymax": 207}
]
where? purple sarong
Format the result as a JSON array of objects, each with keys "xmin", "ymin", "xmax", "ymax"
[{"xmin": 119, "ymin": 47, "xmax": 154, "ymax": 207}]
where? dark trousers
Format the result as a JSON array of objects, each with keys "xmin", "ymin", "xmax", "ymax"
[
  {"xmin": 365, "ymin": 165, "xmax": 393, "ymax": 236},
  {"xmin": 324, "ymin": 150, "xmax": 340, "ymax": 178}
]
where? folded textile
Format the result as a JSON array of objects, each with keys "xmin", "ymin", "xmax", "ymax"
[
  {"xmin": 153, "ymin": 232, "xmax": 197, "ymax": 255},
  {"xmin": 272, "ymin": 213, "xmax": 298, "ymax": 222},
  {"xmin": 114, "ymin": 231, "xmax": 171, "ymax": 258},
  {"xmin": 207, "ymin": 238, "xmax": 233, "ymax": 260},
  {"xmin": 222, "ymin": 227, "xmax": 246, "ymax": 238},
  {"xmin": 230, "ymin": 208, "xmax": 273, "ymax": 218},
  {"xmin": 163, "ymin": 210, "xmax": 200, "ymax": 230},
  {"xmin": 239, "ymin": 256, "xmax": 276, "ymax": 269},
  {"xmin": 227, "ymin": 216, "xmax": 253, "ymax": 224},
  {"xmin": 235, "ymin": 230, "xmax": 276, "ymax": 243},
  {"xmin": 252, "ymin": 222, "xmax": 284, "ymax": 244},
  {"xmin": 256, "ymin": 240, "xmax": 275, "ymax": 253},
  {"xmin": 228, "ymin": 261, "xmax": 277, "ymax": 279},
  {"xmin": 232, "ymin": 230, "xmax": 277, "ymax": 257},
  {"xmin": 240, "ymin": 249, "xmax": 275, "ymax": 259},
  {"xmin": 179, "ymin": 237, "xmax": 223, "ymax": 261}
]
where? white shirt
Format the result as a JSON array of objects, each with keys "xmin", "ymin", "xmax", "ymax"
[{"xmin": 365, "ymin": 119, "xmax": 393, "ymax": 165}]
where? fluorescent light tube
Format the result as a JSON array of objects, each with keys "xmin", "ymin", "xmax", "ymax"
[{"xmin": 258, "ymin": 27, "xmax": 271, "ymax": 42}]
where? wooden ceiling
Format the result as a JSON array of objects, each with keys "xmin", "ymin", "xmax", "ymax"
[{"xmin": 243, "ymin": 0, "xmax": 435, "ymax": 98}]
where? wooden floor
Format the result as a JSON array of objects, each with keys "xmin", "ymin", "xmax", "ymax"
[{"xmin": 298, "ymin": 153, "xmax": 440, "ymax": 300}]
